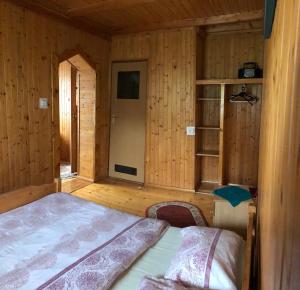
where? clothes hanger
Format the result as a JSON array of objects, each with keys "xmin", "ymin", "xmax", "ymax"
[{"xmin": 229, "ymin": 85, "xmax": 258, "ymax": 105}]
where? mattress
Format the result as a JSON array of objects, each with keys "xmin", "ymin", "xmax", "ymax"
[{"xmin": 111, "ymin": 227, "xmax": 245, "ymax": 290}]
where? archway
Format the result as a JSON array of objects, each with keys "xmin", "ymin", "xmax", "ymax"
[{"xmin": 53, "ymin": 50, "xmax": 96, "ymax": 186}]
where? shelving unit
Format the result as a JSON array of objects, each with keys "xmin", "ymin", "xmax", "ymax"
[
  {"xmin": 195, "ymin": 82, "xmax": 225, "ymax": 192},
  {"xmin": 194, "ymin": 27, "xmax": 264, "ymax": 194},
  {"xmin": 195, "ymin": 79, "xmax": 263, "ymax": 193}
]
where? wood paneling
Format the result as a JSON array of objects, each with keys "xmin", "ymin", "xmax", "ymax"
[
  {"xmin": 197, "ymin": 28, "xmax": 264, "ymax": 188},
  {"xmin": 112, "ymin": 27, "xmax": 264, "ymax": 191},
  {"xmin": 111, "ymin": 28, "xmax": 196, "ymax": 190},
  {"xmin": 258, "ymin": 0, "xmax": 300, "ymax": 289},
  {"xmin": 0, "ymin": 0, "xmax": 110, "ymax": 194},
  {"xmin": 224, "ymin": 85, "xmax": 262, "ymax": 186},
  {"xmin": 203, "ymin": 30, "xmax": 264, "ymax": 79},
  {"xmin": 59, "ymin": 61, "xmax": 72, "ymax": 162},
  {"xmin": 0, "ymin": 183, "xmax": 57, "ymax": 213},
  {"xmin": 8, "ymin": 0, "xmax": 264, "ymax": 35}
]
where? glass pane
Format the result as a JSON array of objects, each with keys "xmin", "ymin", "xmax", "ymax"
[{"xmin": 117, "ymin": 71, "xmax": 140, "ymax": 99}]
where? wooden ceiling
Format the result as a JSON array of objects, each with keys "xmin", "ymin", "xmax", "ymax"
[{"xmin": 11, "ymin": 0, "xmax": 264, "ymax": 37}]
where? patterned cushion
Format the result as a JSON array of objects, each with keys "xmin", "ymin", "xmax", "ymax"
[
  {"xmin": 165, "ymin": 227, "xmax": 243, "ymax": 290},
  {"xmin": 146, "ymin": 201, "xmax": 207, "ymax": 228}
]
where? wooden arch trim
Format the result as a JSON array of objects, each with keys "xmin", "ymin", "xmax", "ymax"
[{"xmin": 58, "ymin": 47, "xmax": 97, "ymax": 70}]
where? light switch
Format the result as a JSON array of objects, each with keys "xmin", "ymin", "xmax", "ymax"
[
  {"xmin": 186, "ymin": 126, "xmax": 195, "ymax": 136},
  {"xmin": 39, "ymin": 98, "xmax": 49, "ymax": 109}
]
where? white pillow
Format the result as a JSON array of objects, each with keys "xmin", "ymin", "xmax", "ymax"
[{"xmin": 164, "ymin": 227, "xmax": 243, "ymax": 290}]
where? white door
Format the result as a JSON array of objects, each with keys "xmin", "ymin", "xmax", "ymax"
[{"xmin": 109, "ymin": 62, "xmax": 147, "ymax": 183}]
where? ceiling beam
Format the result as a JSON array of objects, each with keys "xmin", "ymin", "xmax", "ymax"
[
  {"xmin": 68, "ymin": 0, "xmax": 156, "ymax": 17},
  {"xmin": 112, "ymin": 10, "xmax": 264, "ymax": 35},
  {"xmin": 7, "ymin": 0, "xmax": 110, "ymax": 40}
]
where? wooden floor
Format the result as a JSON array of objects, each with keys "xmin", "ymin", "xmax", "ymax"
[{"xmin": 63, "ymin": 178, "xmax": 215, "ymax": 225}]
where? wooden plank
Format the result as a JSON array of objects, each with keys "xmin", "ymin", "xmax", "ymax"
[
  {"xmin": 114, "ymin": 10, "xmax": 264, "ymax": 35},
  {"xmin": 111, "ymin": 28, "xmax": 196, "ymax": 190},
  {"xmin": 224, "ymin": 85, "xmax": 262, "ymax": 186},
  {"xmin": 0, "ymin": 183, "xmax": 56, "ymax": 213},
  {"xmin": 67, "ymin": 0, "xmax": 156, "ymax": 16},
  {"xmin": 51, "ymin": 53, "xmax": 60, "ymax": 181},
  {"xmin": 242, "ymin": 204, "xmax": 256, "ymax": 290},
  {"xmin": 259, "ymin": 0, "xmax": 300, "ymax": 289},
  {"xmin": 70, "ymin": 66, "xmax": 78, "ymax": 173},
  {"xmin": 196, "ymin": 78, "xmax": 264, "ymax": 85},
  {"xmin": 218, "ymin": 84, "xmax": 225, "ymax": 185},
  {"xmin": 59, "ymin": 61, "xmax": 72, "ymax": 163},
  {"xmin": 0, "ymin": 1, "xmax": 110, "ymax": 194},
  {"xmin": 202, "ymin": 29, "xmax": 264, "ymax": 187},
  {"xmin": 7, "ymin": 0, "xmax": 110, "ymax": 39},
  {"xmin": 195, "ymin": 26, "xmax": 263, "ymax": 193}
]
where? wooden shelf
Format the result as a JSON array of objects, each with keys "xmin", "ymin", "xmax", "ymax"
[
  {"xmin": 197, "ymin": 98, "xmax": 221, "ymax": 101},
  {"xmin": 196, "ymin": 78, "xmax": 264, "ymax": 85},
  {"xmin": 229, "ymin": 99, "xmax": 257, "ymax": 104},
  {"xmin": 197, "ymin": 126, "xmax": 220, "ymax": 130},
  {"xmin": 197, "ymin": 182, "xmax": 220, "ymax": 193},
  {"xmin": 196, "ymin": 150, "xmax": 219, "ymax": 158}
]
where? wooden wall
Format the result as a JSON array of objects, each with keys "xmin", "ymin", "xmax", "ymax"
[
  {"xmin": 258, "ymin": 0, "xmax": 300, "ymax": 289},
  {"xmin": 112, "ymin": 28, "xmax": 196, "ymax": 190},
  {"xmin": 203, "ymin": 29, "xmax": 264, "ymax": 79},
  {"xmin": 59, "ymin": 61, "xmax": 72, "ymax": 163},
  {"xmin": 203, "ymin": 29, "xmax": 264, "ymax": 186},
  {"xmin": 0, "ymin": 0, "xmax": 110, "ymax": 194}
]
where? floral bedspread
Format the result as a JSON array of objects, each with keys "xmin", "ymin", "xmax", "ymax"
[{"xmin": 0, "ymin": 193, "xmax": 168, "ymax": 290}]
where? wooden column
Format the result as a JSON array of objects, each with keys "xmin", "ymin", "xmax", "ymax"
[{"xmin": 218, "ymin": 83, "xmax": 225, "ymax": 185}]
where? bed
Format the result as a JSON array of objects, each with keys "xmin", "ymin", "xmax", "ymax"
[{"xmin": 0, "ymin": 191, "xmax": 255, "ymax": 290}]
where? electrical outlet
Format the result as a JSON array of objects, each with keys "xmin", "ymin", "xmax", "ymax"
[{"xmin": 186, "ymin": 126, "xmax": 195, "ymax": 136}]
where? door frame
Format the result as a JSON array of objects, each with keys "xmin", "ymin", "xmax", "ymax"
[
  {"xmin": 52, "ymin": 48, "xmax": 97, "ymax": 188},
  {"xmin": 70, "ymin": 65, "xmax": 78, "ymax": 173},
  {"xmin": 109, "ymin": 60, "xmax": 149, "ymax": 184}
]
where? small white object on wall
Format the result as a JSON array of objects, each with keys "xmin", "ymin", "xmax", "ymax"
[
  {"xmin": 39, "ymin": 98, "xmax": 49, "ymax": 109},
  {"xmin": 186, "ymin": 126, "xmax": 195, "ymax": 136}
]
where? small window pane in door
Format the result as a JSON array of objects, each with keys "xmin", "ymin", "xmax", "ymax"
[{"xmin": 117, "ymin": 71, "xmax": 140, "ymax": 99}]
